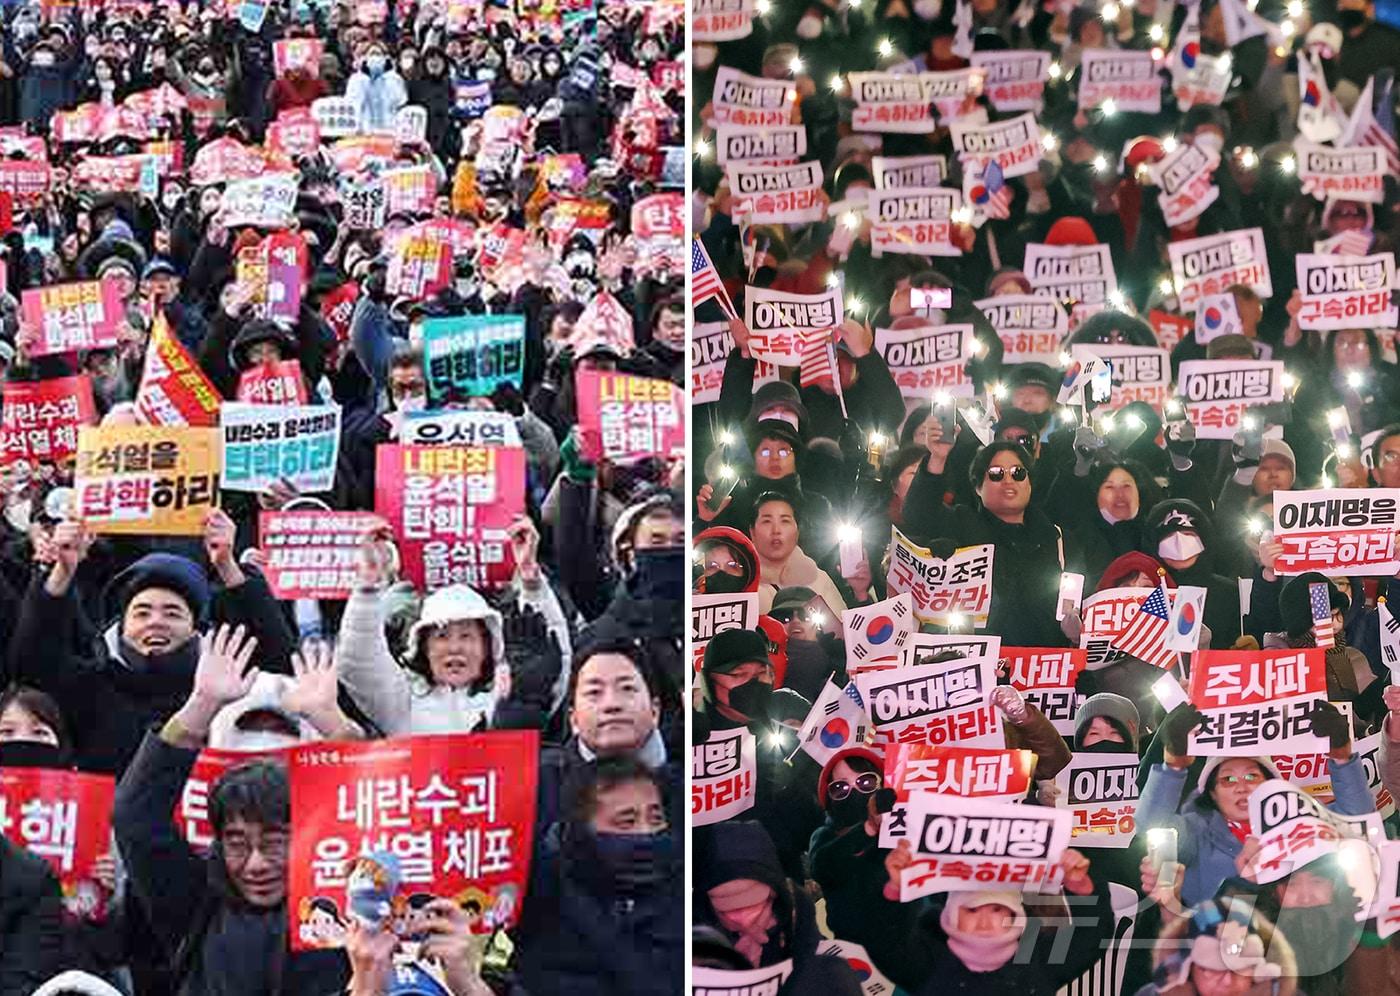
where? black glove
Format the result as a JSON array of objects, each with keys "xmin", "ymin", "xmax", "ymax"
[
  {"xmin": 1073, "ymin": 425, "xmax": 1108, "ymax": 477},
  {"xmin": 491, "ymin": 381, "xmax": 526, "ymax": 417},
  {"xmin": 1159, "ymin": 703, "xmax": 1209, "ymax": 757},
  {"xmin": 874, "ymin": 787, "xmax": 897, "ymax": 814},
  {"xmin": 1074, "ymin": 668, "xmax": 1100, "ymax": 700},
  {"xmin": 363, "ymin": 268, "xmax": 388, "ymax": 304},
  {"xmin": 499, "ymin": 603, "xmax": 562, "ymax": 708},
  {"xmin": 1165, "ymin": 421, "xmax": 1196, "ymax": 472},
  {"xmin": 1307, "ymin": 700, "xmax": 1351, "ymax": 751}
]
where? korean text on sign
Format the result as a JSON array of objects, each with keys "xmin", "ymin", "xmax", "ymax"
[
  {"xmin": 287, "ymin": 731, "xmax": 538, "ymax": 950},
  {"xmin": 1053, "ymin": 754, "xmax": 1140, "ymax": 849},
  {"xmin": 575, "ymin": 370, "xmax": 686, "ymax": 463},
  {"xmin": 403, "ymin": 411, "xmax": 522, "ymax": 448},
  {"xmin": 1248, "ymin": 779, "xmax": 1383, "ymax": 885},
  {"xmin": 691, "ymin": 592, "xmax": 760, "ymax": 671},
  {"xmin": 0, "ymin": 768, "xmax": 114, "ymax": 920},
  {"xmin": 21, "ymin": 280, "xmax": 123, "ymax": 356},
  {"xmin": 221, "ymin": 403, "xmax": 341, "ymax": 494},
  {"xmin": 1003, "ymin": 647, "xmax": 1087, "ymax": 736},
  {"xmin": 75, "ymin": 425, "xmax": 221, "ymax": 536},
  {"xmin": 421, "ymin": 315, "xmax": 526, "ymax": 406},
  {"xmin": 875, "ymin": 324, "xmax": 976, "ymax": 400},
  {"xmin": 374, "ymin": 444, "xmax": 525, "ymax": 591},
  {"xmin": 855, "ymin": 654, "xmax": 1004, "ymax": 749},
  {"xmin": 887, "ymin": 745, "xmax": 1035, "ymax": 806},
  {"xmin": 1187, "ymin": 648, "xmax": 1329, "ymax": 756},
  {"xmin": 692, "ymin": 728, "xmax": 758, "ymax": 826},
  {"xmin": 259, "ymin": 511, "xmax": 384, "ymax": 600},
  {"xmin": 0, "ymin": 375, "xmax": 96, "ymax": 465},
  {"xmin": 1272, "ymin": 488, "xmax": 1400, "ymax": 576},
  {"xmin": 886, "ymin": 527, "xmax": 994, "ymax": 627},
  {"xmin": 1176, "ymin": 360, "xmax": 1285, "ymax": 440}
]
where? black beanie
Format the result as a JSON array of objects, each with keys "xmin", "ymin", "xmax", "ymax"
[
  {"xmin": 1278, "ymin": 573, "xmax": 1347, "ymax": 637},
  {"xmin": 702, "ymin": 628, "xmax": 771, "ymax": 675}
]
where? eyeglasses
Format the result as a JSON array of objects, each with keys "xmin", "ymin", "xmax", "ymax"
[
  {"xmin": 758, "ymin": 447, "xmax": 793, "ymax": 460},
  {"xmin": 1216, "ymin": 771, "xmax": 1266, "ymax": 787},
  {"xmin": 827, "ymin": 772, "xmax": 881, "ymax": 801},
  {"xmin": 985, "ymin": 465, "xmax": 1029, "ymax": 483},
  {"xmin": 1380, "ymin": 450, "xmax": 1400, "ymax": 465},
  {"xmin": 222, "ymin": 828, "xmax": 290, "ymax": 864}
]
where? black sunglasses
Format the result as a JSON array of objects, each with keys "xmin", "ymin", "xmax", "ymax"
[
  {"xmin": 985, "ymin": 465, "xmax": 1029, "ymax": 483},
  {"xmin": 827, "ymin": 772, "xmax": 880, "ymax": 802},
  {"xmin": 1005, "ymin": 433, "xmax": 1034, "ymax": 447}
]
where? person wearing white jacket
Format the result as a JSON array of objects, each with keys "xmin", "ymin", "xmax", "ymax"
[{"xmin": 336, "ymin": 517, "xmax": 572, "ymax": 736}]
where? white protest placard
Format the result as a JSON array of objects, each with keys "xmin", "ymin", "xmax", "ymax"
[
  {"xmin": 949, "ymin": 113, "xmax": 1042, "ymax": 179},
  {"xmin": 742, "ymin": 286, "xmax": 843, "ymax": 365},
  {"xmin": 310, "ymin": 96, "xmax": 359, "ymax": 137},
  {"xmin": 1296, "ymin": 140, "xmax": 1385, "ymax": 204},
  {"xmin": 394, "ymin": 105, "xmax": 427, "ymax": 146},
  {"xmin": 711, "ymin": 67, "xmax": 795, "ymax": 128},
  {"xmin": 1294, "ymin": 252, "xmax": 1398, "ymax": 331},
  {"xmin": 881, "ymin": 794, "xmax": 1070, "ymax": 900},
  {"xmin": 1187, "ymin": 649, "xmax": 1329, "ymax": 757},
  {"xmin": 1375, "ymin": 842, "xmax": 1400, "ymax": 938},
  {"xmin": 875, "ymin": 324, "xmax": 976, "ymax": 400},
  {"xmin": 1272, "ymin": 488, "xmax": 1400, "ymax": 575},
  {"xmin": 843, "ymin": 592, "xmax": 916, "ymax": 667},
  {"xmin": 856, "ymin": 654, "xmax": 1003, "ymax": 749},
  {"xmin": 1079, "ymin": 586, "xmax": 1153, "ymax": 669},
  {"xmin": 725, "ymin": 160, "xmax": 826, "ymax": 225},
  {"xmin": 1054, "ymin": 753, "xmax": 1141, "ymax": 848},
  {"xmin": 1002, "ymin": 647, "xmax": 1087, "ymax": 737},
  {"xmin": 815, "ymin": 941, "xmax": 894, "ymax": 996},
  {"xmin": 970, "ymin": 50, "xmax": 1050, "ymax": 112},
  {"xmin": 1078, "ymin": 49, "xmax": 1162, "ymax": 113},
  {"xmin": 692, "ymin": 0, "xmax": 754, "ymax": 41},
  {"xmin": 1070, "ymin": 343, "xmax": 1171, "ymax": 413},
  {"xmin": 903, "ymin": 633, "xmax": 1002, "ymax": 670},
  {"xmin": 1172, "ymin": 51, "xmax": 1233, "ymax": 109},
  {"xmin": 691, "ymin": 592, "xmax": 761, "ymax": 672},
  {"xmin": 925, "ymin": 68, "xmax": 985, "ymax": 120},
  {"xmin": 867, "ymin": 188, "xmax": 963, "ymax": 258},
  {"xmin": 221, "ymin": 403, "xmax": 341, "ymax": 494},
  {"xmin": 1248, "ymin": 779, "xmax": 1383, "ymax": 884},
  {"xmin": 218, "ymin": 175, "xmax": 298, "ymax": 229},
  {"xmin": 715, "ymin": 124, "xmax": 806, "ymax": 165},
  {"xmin": 1177, "ymin": 359, "xmax": 1285, "ymax": 440},
  {"xmin": 691, "ymin": 727, "xmax": 758, "ymax": 826},
  {"xmin": 1150, "ymin": 142, "xmax": 1220, "ymax": 228},
  {"xmin": 402, "ymin": 410, "xmax": 521, "ymax": 448},
  {"xmin": 975, "ymin": 294, "xmax": 1067, "ymax": 365},
  {"xmin": 886, "ymin": 528, "xmax": 993, "ymax": 627},
  {"xmin": 691, "ymin": 322, "xmax": 730, "ymax": 405},
  {"xmin": 1167, "ymin": 228, "xmax": 1273, "ymax": 311},
  {"xmin": 849, "ymin": 72, "xmax": 937, "ymax": 134},
  {"xmin": 344, "ymin": 180, "xmax": 387, "ymax": 230},
  {"xmin": 692, "ymin": 961, "xmax": 793, "ymax": 996},
  {"xmin": 872, "ymin": 155, "xmax": 947, "ymax": 189},
  {"xmin": 1024, "ymin": 242, "xmax": 1116, "ymax": 308}
]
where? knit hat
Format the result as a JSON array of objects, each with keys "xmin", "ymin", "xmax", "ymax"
[
  {"xmin": 1206, "ymin": 334, "xmax": 1254, "ymax": 360},
  {"xmin": 1259, "ymin": 438, "xmax": 1296, "ymax": 470},
  {"xmin": 986, "ymin": 268, "xmax": 1030, "ymax": 296},
  {"xmin": 1095, "ymin": 551, "xmax": 1175, "ymax": 593},
  {"xmin": 1044, "ymin": 216, "xmax": 1098, "ymax": 246},
  {"xmin": 702, "ymin": 628, "xmax": 771, "ymax": 675},
  {"xmin": 97, "ymin": 255, "xmax": 137, "ymax": 280},
  {"xmin": 769, "ymin": 687, "xmax": 811, "ymax": 725},
  {"xmin": 110, "ymin": 553, "xmax": 211, "ymax": 620},
  {"xmin": 1074, "ymin": 693, "xmax": 1140, "ymax": 750},
  {"xmin": 30, "ymin": 972, "xmax": 126, "ymax": 996},
  {"xmin": 1277, "ymin": 573, "xmax": 1347, "ymax": 637},
  {"xmin": 404, "ymin": 584, "xmax": 505, "ymax": 670},
  {"xmin": 746, "ymin": 418, "xmax": 802, "ymax": 455},
  {"xmin": 1004, "ymin": 362, "xmax": 1057, "ymax": 391},
  {"xmin": 1144, "ymin": 499, "xmax": 1210, "ymax": 549},
  {"xmin": 748, "ymin": 380, "xmax": 810, "ymax": 437},
  {"xmin": 697, "ymin": 820, "xmax": 786, "ymax": 894},
  {"xmin": 816, "ymin": 746, "xmax": 883, "ymax": 808}
]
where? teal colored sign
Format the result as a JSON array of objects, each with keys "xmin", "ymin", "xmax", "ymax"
[{"xmin": 422, "ymin": 316, "xmax": 526, "ymax": 406}]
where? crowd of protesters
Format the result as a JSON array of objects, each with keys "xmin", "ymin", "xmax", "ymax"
[
  {"xmin": 692, "ymin": 0, "xmax": 1400, "ymax": 992},
  {"xmin": 0, "ymin": 0, "xmax": 686, "ymax": 992}
]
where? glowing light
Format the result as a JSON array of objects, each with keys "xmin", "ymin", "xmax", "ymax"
[
  {"xmin": 719, "ymin": 430, "xmax": 735, "ymax": 446},
  {"xmin": 1165, "ymin": 398, "xmax": 1183, "ymax": 415},
  {"xmin": 1162, "ymin": 135, "xmax": 1178, "ymax": 153},
  {"xmin": 1108, "ymin": 289, "xmax": 1126, "ymax": 309},
  {"xmin": 1238, "ymin": 147, "xmax": 1258, "ymax": 169},
  {"xmin": 970, "ymin": 338, "xmax": 988, "ymax": 357},
  {"xmin": 1124, "ymin": 413, "xmax": 1144, "ymax": 431},
  {"xmin": 842, "ymin": 211, "xmax": 860, "ymax": 230},
  {"xmin": 809, "ymin": 612, "xmax": 825, "ymax": 627},
  {"xmin": 1321, "ymin": 475, "xmax": 1334, "ymax": 488},
  {"xmin": 878, "ymin": 38, "xmax": 893, "ymax": 57},
  {"xmin": 934, "ymin": 390, "xmax": 952, "ymax": 406},
  {"xmin": 1093, "ymin": 154, "xmax": 1110, "ymax": 173},
  {"xmin": 1101, "ymin": 413, "xmax": 1117, "ymax": 431},
  {"xmin": 1158, "ymin": 278, "xmax": 1175, "ymax": 296},
  {"xmin": 1280, "ymin": 155, "xmax": 1296, "ymax": 174},
  {"xmin": 790, "ymin": 55, "xmax": 804, "ymax": 74},
  {"xmin": 991, "ymin": 382, "xmax": 1008, "ymax": 399},
  {"xmin": 767, "ymin": 733, "xmax": 786, "ymax": 748},
  {"xmin": 1286, "ymin": 0, "xmax": 1302, "ymax": 17},
  {"xmin": 1149, "ymin": 23, "xmax": 1164, "ymax": 41},
  {"xmin": 1347, "ymin": 371, "xmax": 1364, "ymax": 389},
  {"xmin": 952, "ymin": 205, "xmax": 973, "ymax": 225},
  {"xmin": 1327, "ymin": 408, "xmax": 1348, "ymax": 429},
  {"xmin": 1281, "ymin": 18, "xmax": 1296, "ymax": 36},
  {"xmin": 848, "ymin": 0, "xmax": 861, "ymax": 8},
  {"xmin": 847, "ymin": 295, "xmax": 864, "ymax": 312},
  {"xmin": 1101, "ymin": 2, "xmax": 1119, "ymax": 18},
  {"xmin": 1058, "ymin": 350, "xmax": 1074, "ymax": 367},
  {"xmin": 1218, "ymin": 53, "xmax": 1232, "ymax": 75},
  {"xmin": 1337, "ymin": 442, "xmax": 1354, "ymax": 458},
  {"xmin": 1247, "ymin": 518, "xmax": 1265, "ymax": 536},
  {"xmin": 1242, "ymin": 415, "xmax": 1258, "ymax": 431},
  {"xmin": 1100, "ymin": 98, "xmax": 1118, "ymax": 117},
  {"xmin": 868, "ymin": 432, "xmax": 885, "ymax": 447},
  {"xmin": 948, "ymin": 612, "xmax": 966, "ymax": 629},
  {"xmin": 1281, "ymin": 371, "xmax": 1297, "ymax": 390},
  {"xmin": 695, "ymin": 137, "xmax": 712, "ymax": 158},
  {"xmin": 826, "ymin": 272, "xmax": 841, "ymax": 289},
  {"xmin": 830, "ymin": 74, "xmax": 845, "ymax": 93},
  {"xmin": 1048, "ymin": 62, "xmax": 1063, "ymax": 80},
  {"xmin": 1041, "ymin": 132, "xmax": 1059, "ymax": 153},
  {"xmin": 1146, "ymin": 828, "xmax": 1173, "ymax": 848},
  {"xmin": 719, "ymin": 464, "xmax": 735, "ymax": 479},
  {"xmin": 755, "ymin": 0, "xmax": 770, "ymax": 12},
  {"xmin": 837, "ymin": 522, "xmax": 861, "ymax": 542},
  {"xmin": 1060, "ymin": 406, "xmax": 1079, "ymax": 423}
]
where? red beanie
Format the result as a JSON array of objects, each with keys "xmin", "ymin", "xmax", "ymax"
[
  {"xmin": 1044, "ymin": 216, "xmax": 1098, "ymax": 246},
  {"xmin": 816, "ymin": 746, "xmax": 885, "ymax": 808}
]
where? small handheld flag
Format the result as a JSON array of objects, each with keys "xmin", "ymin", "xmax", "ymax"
[{"xmin": 1309, "ymin": 582, "xmax": 1335, "ymax": 649}]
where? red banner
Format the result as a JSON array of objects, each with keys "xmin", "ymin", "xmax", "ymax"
[
  {"xmin": 386, "ymin": 236, "xmax": 452, "ymax": 300},
  {"xmin": 287, "ymin": 732, "xmax": 539, "ymax": 950},
  {"xmin": 0, "ymin": 767, "xmax": 114, "ymax": 920},
  {"xmin": 274, "ymin": 38, "xmax": 325, "ymax": 76},
  {"xmin": 176, "ymin": 747, "xmax": 284, "ymax": 851},
  {"xmin": 0, "ymin": 375, "xmax": 96, "ymax": 464},
  {"xmin": 70, "ymin": 154, "xmax": 147, "ymax": 194},
  {"xmin": 1002, "ymin": 647, "xmax": 1088, "ymax": 737},
  {"xmin": 404, "ymin": 218, "xmax": 476, "ymax": 258},
  {"xmin": 0, "ymin": 160, "xmax": 48, "ymax": 207},
  {"xmin": 575, "ymin": 369, "xmax": 686, "ymax": 463},
  {"xmin": 134, "ymin": 313, "xmax": 222, "ymax": 427},
  {"xmin": 21, "ymin": 281, "xmax": 124, "ymax": 355},
  {"xmin": 887, "ymin": 745, "xmax": 1036, "ymax": 802},
  {"xmin": 320, "ymin": 282, "xmax": 360, "ymax": 355},
  {"xmin": 374, "ymin": 445, "xmax": 524, "ymax": 591},
  {"xmin": 52, "ymin": 104, "xmax": 102, "ymax": 145},
  {"xmin": 260, "ymin": 510, "xmax": 382, "ymax": 599},
  {"xmin": 190, "ymin": 137, "xmax": 295, "ymax": 187},
  {"xmin": 236, "ymin": 360, "xmax": 308, "ymax": 405}
]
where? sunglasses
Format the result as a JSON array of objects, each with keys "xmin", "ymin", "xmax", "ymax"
[
  {"xmin": 985, "ymin": 465, "xmax": 1029, "ymax": 483},
  {"xmin": 827, "ymin": 772, "xmax": 880, "ymax": 802}
]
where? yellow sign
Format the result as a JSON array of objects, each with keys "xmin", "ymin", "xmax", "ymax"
[{"xmin": 74, "ymin": 426, "xmax": 221, "ymax": 535}]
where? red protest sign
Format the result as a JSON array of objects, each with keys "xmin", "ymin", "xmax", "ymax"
[
  {"xmin": 0, "ymin": 768, "xmax": 115, "ymax": 921},
  {"xmin": 1002, "ymin": 647, "xmax": 1088, "ymax": 737},
  {"xmin": 52, "ymin": 104, "xmax": 102, "ymax": 145},
  {"xmin": 1188, "ymin": 648, "xmax": 1328, "ymax": 756},
  {"xmin": 70, "ymin": 154, "xmax": 147, "ymax": 194},
  {"xmin": 320, "ymin": 282, "xmax": 360, "ymax": 359},
  {"xmin": 575, "ymin": 370, "xmax": 685, "ymax": 463},
  {"xmin": 21, "ymin": 281, "xmax": 124, "ymax": 356},
  {"xmin": 886, "ymin": 745, "xmax": 1036, "ymax": 803},
  {"xmin": 374, "ymin": 445, "xmax": 525, "ymax": 591},
  {"xmin": 176, "ymin": 747, "xmax": 284, "ymax": 851},
  {"xmin": 274, "ymin": 38, "xmax": 325, "ymax": 75},
  {"xmin": 404, "ymin": 218, "xmax": 476, "ymax": 258},
  {"xmin": 287, "ymin": 731, "xmax": 539, "ymax": 950},
  {"xmin": 1148, "ymin": 309, "xmax": 1192, "ymax": 351},
  {"xmin": 383, "ymin": 165, "xmax": 436, "ymax": 217},
  {"xmin": 386, "ymin": 236, "xmax": 452, "ymax": 300},
  {"xmin": 237, "ymin": 360, "xmax": 309, "ymax": 405},
  {"xmin": 259, "ymin": 510, "xmax": 382, "ymax": 599},
  {"xmin": 0, "ymin": 375, "xmax": 97, "ymax": 465},
  {"xmin": 267, "ymin": 108, "xmax": 323, "ymax": 159},
  {"xmin": 134, "ymin": 313, "xmax": 222, "ymax": 427},
  {"xmin": 0, "ymin": 160, "xmax": 49, "ymax": 207},
  {"xmin": 190, "ymin": 137, "xmax": 295, "ymax": 187}
]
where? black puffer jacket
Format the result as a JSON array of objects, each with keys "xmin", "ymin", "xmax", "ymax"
[{"xmin": 0, "ymin": 835, "xmax": 64, "ymax": 995}]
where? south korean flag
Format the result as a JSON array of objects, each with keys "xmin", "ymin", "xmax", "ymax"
[
  {"xmin": 843, "ymin": 593, "xmax": 915, "ymax": 665},
  {"xmin": 796, "ymin": 680, "xmax": 872, "ymax": 764}
]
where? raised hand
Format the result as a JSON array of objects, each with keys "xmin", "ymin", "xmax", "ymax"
[
  {"xmin": 507, "ymin": 515, "xmax": 541, "ymax": 585},
  {"xmin": 193, "ymin": 624, "xmax": 259, "ymax": 710},
  {"xmin": 283, "ymin": 639, "xmax": 340, "ymax": 726},
  {"xmin": 45, "ymin": 519, "xmax": 93, "ymax": 596},
  {"xmin": 203, "ymin": 508, "xmax": 244, "ymax": 586},
  {"xmin": 356, "ymin": 520, "xmax": 398, "ymax": 590}
]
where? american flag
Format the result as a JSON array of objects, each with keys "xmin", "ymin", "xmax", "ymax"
[
  {"xmin": 1110, "ymin": 582, "xmax": 1177, "ymax": 670},
  {"xmin": 691, "ymin": 237, "xmax": 737, "ymax": 319},
  {"xmin": 1341, "ymin": 73, "xmax": 1400, "ymax": 175},
  {"xmin": 798, "ymin": 330, "xmax": 849, "ymax": 416},
  {"xmin": 1309, "ymin": 582, "xmax": 1335, "ymax": 649}
]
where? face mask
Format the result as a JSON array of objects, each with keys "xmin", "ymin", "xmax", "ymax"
[
  {"xmin": 1193, "ymin": 132, "xmax": 1225, "ymax": 156},
  {"xmin": 366, "ymin": 55, "xmax": 387, "ymax": 74},
  {"xmin": 1338, "ymin": 8, "xmax": 1367, "ymax": 29},
  {"xmin": 592, "ymin": 831, "xmax": 675, "ymax": 892},
  {"xmin": 725, "ymin": 679, "xmax": 772, "ymax": 721},
  {"xmin": 631, "ymin": 548, "xmax": 685, "ymax": 599},
  {"xmin": 1158, "ymin": 531, "xmax": 1205, "ymax": 562},
  {"xmin": 703, "ymin": 571, "xmax": 748, "ymax": 595},
  {"xmin": 401, "ymin": 58, "xmax": 416, "ymax": 71},
  {"xmin": 796, "ymin": 13, "xmax": 823, "ymax": 38},
  {"xmin": 828, "ymin": 792, "xmax": 869, "ymax": 827},
  {"xmin": 31, "ymin": 52, "xmax": 54, "ymax": 68},
  {"xmin": 0, "ymin": 740, "xmax": 71, "ymax": 769},
  {"xmin": 162, "ymin": 190, "xmax": 183, "ymax": 212},
  {"xmin": 694, "ymin": 44, "xmax": 717, "ymax": 70},
  {"xmin": 1080, "ymin": 739, "xmax": 1130, "ymax": 754},
  {"xmin": 718, "ymin": 899, "xmax": 775, "ymax": 936}
]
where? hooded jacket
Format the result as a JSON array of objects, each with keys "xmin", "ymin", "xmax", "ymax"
[
  {"xmin": 693, "ymin": 526, "xmax": 760, "ymax": 595},
  {"xmin": 112, "ymin": 732, "xmax": 349, "ymax": 996},
  {"xmin": 1141, "ymin": 499, "xmax": 1241, "ymax": 648},
  {"xmin": 336, "ymin": 579, "xmax": 569, "ymax": 736}
]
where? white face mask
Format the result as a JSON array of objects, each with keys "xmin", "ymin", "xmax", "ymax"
[
  {"xmin": 225, "ymin": 730, "xmax": 301, "ymax": 752},
  {"xmin": 1158, "ymin": 532, "xmax": 1204, "ymax": 562},
  {"xmin": 796, "ymin": 13, "xmax": 823, "ymax": 38},
  {"xmin": 1193, "ymin": 132, "xmax": 1225, "ymax": 156},
  {"xmin": 4, "ymin": 500, "xmax": 29, "ymax": 533},
  {"xmin": 694, "ymin": 44, "xmax": 717, "ymax": 70}
]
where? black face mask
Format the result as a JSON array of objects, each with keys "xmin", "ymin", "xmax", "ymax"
[
  {"xmin": 726, "ymin": 679, "xmax": 772, "ymax": 721},
  {"xmin": 1079, "ymin": 739, "xmax": 1132, "ymax": 754},
  {"xmin": 564, "ymin": 827, "xmax": 676, "ymax": 895},
  {"xmin": 0, "ymin": 740, "xmax": 71, "ymax": 769},
  {"xmin": 119, "ymin": 634, "xmax": 200, "ymax": 680},
  {"xmin": 1338, "ymin": 8, "xmax": 1367, "ymax": 30},
  {"xmin": 632, "ymin": 548, "xmax": 685, "ymax": 600},
  {"xmin": 702, "ymin": 571, "xmax": 748, "ymax": 595},
  {"xmin": 827, "ymin": 793, "xmax": 868, "ymax": 827}
]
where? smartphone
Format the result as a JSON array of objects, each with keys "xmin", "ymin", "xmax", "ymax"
[
  {"xmin": 933, "ymin": 404, "xmax": 956, "ymax": 440},
  {"xmin": 1089, "ymin": 363, "xmax": 1113, "ymax": 404},
  {"xmin": 707, "ymin": 466, "xmax": 742, "ymax": 513},
  {"xmin": 1146, "ymin": 827, "xmax": 1181, "ymax": 894},
  {"xmin": 911, "ymin": 286, "xmax": 953, "ymax": 310}
]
